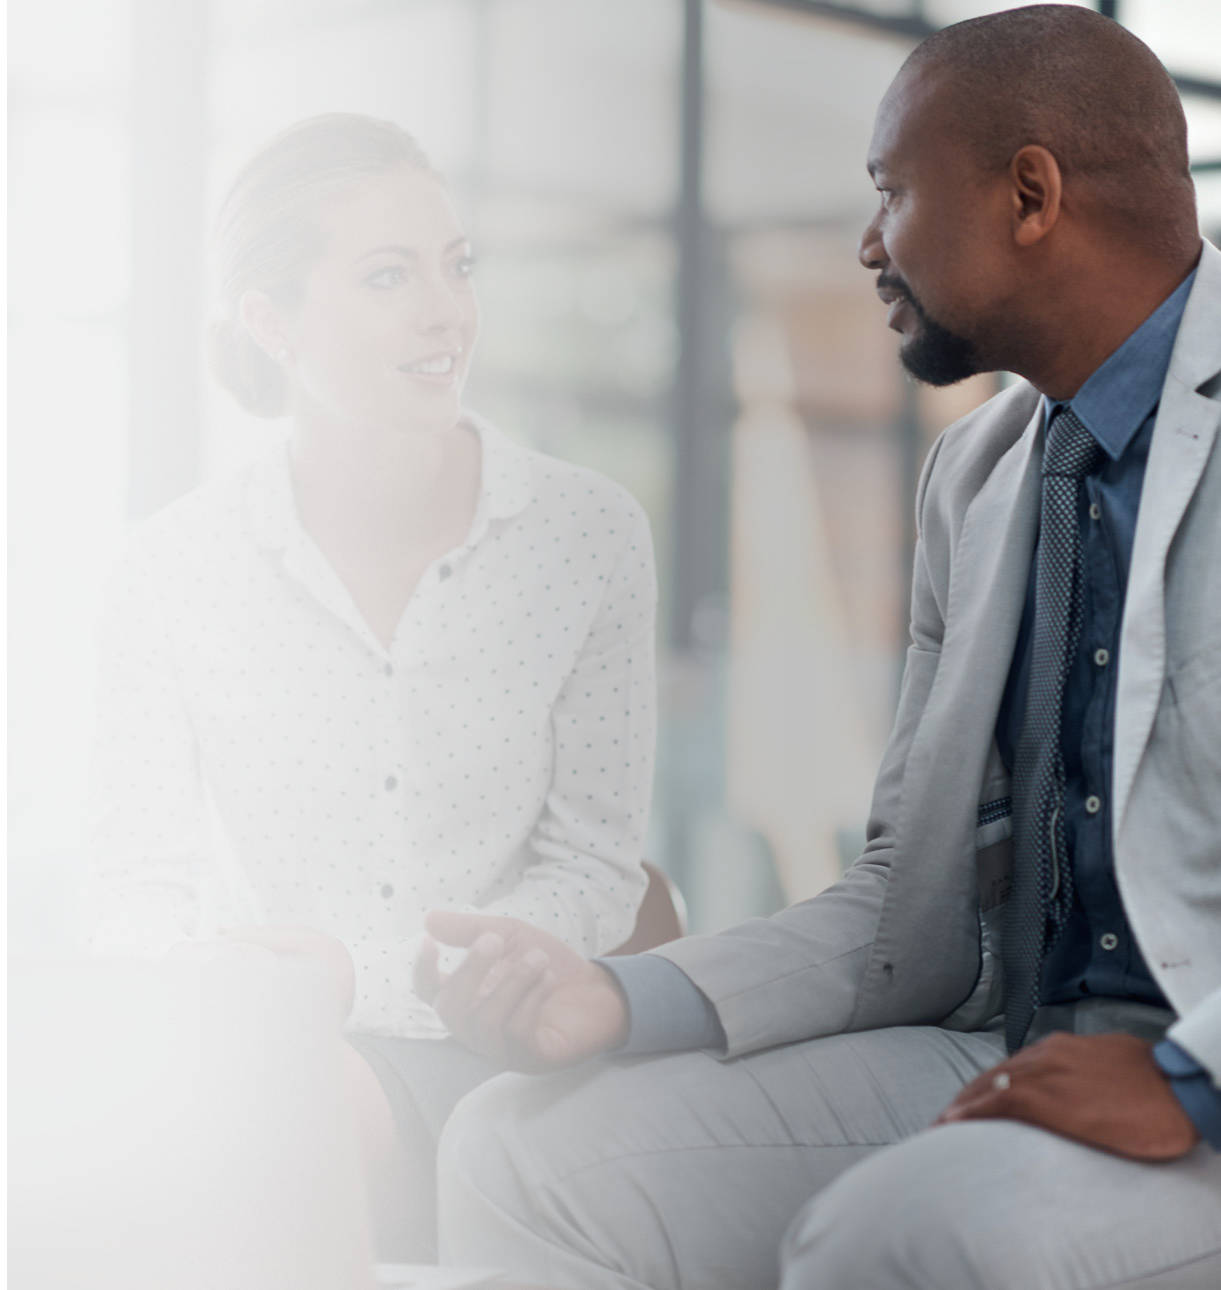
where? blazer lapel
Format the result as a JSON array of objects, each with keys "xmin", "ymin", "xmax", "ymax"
[
  {"xmin": 1114, "ymin": 244, "xmax": 1221, "ymax": 833},
  {"xmin": 926, "ymin": 409, "xmax": 1042, "ymax": 743},
  {"xmin": 861, "ymin": 393, "xmax": 1043, "ymax": 1021}
]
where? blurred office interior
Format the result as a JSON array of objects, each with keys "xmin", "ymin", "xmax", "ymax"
[{"xmin": 9, "ymin": 0, "xmax": 1221, "ymax": 938}]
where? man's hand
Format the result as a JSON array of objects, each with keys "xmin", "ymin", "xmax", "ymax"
[
  {"xmin": 414, "ymin": 912, "xmax": 629, "ymax": 1071},
  {"xmin": 936, "ymin": 1031, "xmax": 1200, "ymax": 1160}
]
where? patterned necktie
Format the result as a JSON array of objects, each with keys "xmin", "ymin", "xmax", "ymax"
[{"xmin": 1003, "ymin": 405, "xmax": 1105, "ymax": 1052}]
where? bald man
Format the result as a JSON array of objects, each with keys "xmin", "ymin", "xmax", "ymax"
[{"xmin": 422, "ymin": 8, "xmax": 1221, "ymax": 1288}]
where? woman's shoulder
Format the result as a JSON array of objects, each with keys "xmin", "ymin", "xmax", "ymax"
[
  {"xmin": 469, "ymin": 412, "xmax": 652, "ymax": 548},
  {"xmin": 486, "ymin": 425, "xmax": 648, "ymax": 527},
  {"xmin": 107, "ymin": 448, "xmax": 282, "ymax": 584}
]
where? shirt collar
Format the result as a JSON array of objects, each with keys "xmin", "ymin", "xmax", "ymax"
[
  {"xmin": 1042, "ymin": 268, "xmax": 1196, "ymax": 461},
  {"xmin": 463, "ymin": 409, "xmax": 535, "ymax": 529},
  {"xmin": 246, "ymin": 410, "xmax": 535, "ymax": 554}
]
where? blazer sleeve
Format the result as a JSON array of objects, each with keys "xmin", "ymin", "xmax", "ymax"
[{"xmin": 653, "ymin": 432, "xmax": 951, "ymax": 1058}]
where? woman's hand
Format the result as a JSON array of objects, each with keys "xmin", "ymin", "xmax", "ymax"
[
  {"xmin": 414, "ymin": 912, "xmax": 629, "ymax": 1071},
  {"xmin": 223, "ymin": 924, "xmax": 357, "ymax": 1024}
]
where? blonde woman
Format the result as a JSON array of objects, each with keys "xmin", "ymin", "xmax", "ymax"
[{"xmin": 90, "ymin": 114, "xmax": 658, "ymax": 1256}]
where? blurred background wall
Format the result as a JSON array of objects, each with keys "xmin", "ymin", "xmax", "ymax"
[{"xmin": 10, "ymin": 0, "xmax": 1221, "ymax": 941}]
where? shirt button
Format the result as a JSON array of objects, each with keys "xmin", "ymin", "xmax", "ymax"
[
  {"xmin": 1093, "ymin": 648, "xmax": 1110, "ymax": 667},
  {"xmin": 439, "ymin": 563, "xmax": 452, "ymax": 581},
  {"xmin": 385, "ymin": 775, "xmax": 398, "ymax": 792},
  {"xmin": 380, "ymin": 883, "xmax": 395, "ymax": 900},
  {"xmin": 1089, "ymin": 502, "xmax": 1102, "ymax": 521},
  {"xmin": 1085, "ymin": 794, "xmax": 1102, "ymax": 815},
  {"xmin": 1100, "ymin": 932, "xmax": 1119, "ymax": 951},
  {"xmin": 383, "ymin": 662, "xmax": 394, "ymax": 677}
]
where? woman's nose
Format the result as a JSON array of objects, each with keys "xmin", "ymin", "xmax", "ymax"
[{"xmin": 413, "ymin": 276, "xmax": 466, "ymax": 334}]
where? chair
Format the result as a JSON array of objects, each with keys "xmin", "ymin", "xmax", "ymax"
[{"xmin": 612, "ymin": 861, "xmax": 688, "ymax": 954}]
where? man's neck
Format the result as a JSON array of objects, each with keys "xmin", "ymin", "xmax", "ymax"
[{"xmin": 1019, "ymin": 243, "xmax": 1201, "ymax": 401}]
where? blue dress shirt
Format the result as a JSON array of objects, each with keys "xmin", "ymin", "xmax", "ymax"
[{"xmin": 996, "ymin": 272, "xmax": 1196, "ymax": 1010}]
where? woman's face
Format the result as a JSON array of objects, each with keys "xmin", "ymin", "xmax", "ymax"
[{"xmin": 282, "ymin": 164, "xmax": 479, "ymax": 437}]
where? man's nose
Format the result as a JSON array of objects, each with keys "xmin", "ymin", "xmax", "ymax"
[{"xmin": 858, "ymin": 210, "xmax": 885, "ymax": 272}]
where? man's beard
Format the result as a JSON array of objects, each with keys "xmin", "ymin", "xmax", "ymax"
[{"xmin": 884, "ymin": 276, "xmax": 981, "ymax": 387}]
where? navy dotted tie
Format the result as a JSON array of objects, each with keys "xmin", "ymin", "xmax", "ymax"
[{"xmin": 1003, "ymin": 406, "xmax": 1105, "ymax": 1053}]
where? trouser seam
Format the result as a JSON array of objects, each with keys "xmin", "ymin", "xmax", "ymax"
[{"xmin": 551, "ymin": 1139, "xmax": 888, "ymax": 1188}]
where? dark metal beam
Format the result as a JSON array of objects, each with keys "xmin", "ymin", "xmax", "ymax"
[
  {"xmin": 735, "ymin": 0, "xmax": 1221, "ymax": 102},
  {"xmin": 732, "ymin": 0, "xmax": 933, "ymax": 42},
  {"xmin": 1173, "ymin": 73, "xmax": 1221, "ymax": 103},
  {"xmin": 670, "ymin": 0, "xmax": 734, "ymax": 651}
]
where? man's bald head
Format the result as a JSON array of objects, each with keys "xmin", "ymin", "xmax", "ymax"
[{"xmin": 899, "ymin": 4, "xmax": 1196, "ymax": 252}]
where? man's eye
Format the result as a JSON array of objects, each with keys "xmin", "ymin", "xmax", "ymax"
[
  {"xmin": 366, "ymin": 265, "xmax": 409, "ymax": 289},
  {"xmin": 452, "ymin": 254, "xmax": 477, "ymax": 279}
]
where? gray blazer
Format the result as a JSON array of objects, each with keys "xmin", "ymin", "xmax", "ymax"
[{"xmin": 659, "ymin": 240, "xmax": 1221, "ymax": 1085}]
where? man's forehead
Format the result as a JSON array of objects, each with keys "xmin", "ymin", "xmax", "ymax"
[{"xmin": 867, "ymin": 64, "xmax": 955, "ymax": 172}]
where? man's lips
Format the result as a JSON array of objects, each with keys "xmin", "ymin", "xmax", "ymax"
[
  {"xmin": 886, "ymin": 299, "xmax": 912, "ymax": 331},
  {"xmin": 876, "ymin": 284, "xmax": 913, "ymax": 332}
]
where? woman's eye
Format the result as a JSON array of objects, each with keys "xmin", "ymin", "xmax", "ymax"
[{"xmin": 365, "ymin": 265, "xmax": 409, "ymax": 289}]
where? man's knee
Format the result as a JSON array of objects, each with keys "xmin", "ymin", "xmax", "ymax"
[
  {"xmin": 780, "ymin": 1123, "xmax": 1044, "ymax": 1290},
  {"xmin": 439, "ymin": 1071, "xmax": 536, "ymax": 1219}
]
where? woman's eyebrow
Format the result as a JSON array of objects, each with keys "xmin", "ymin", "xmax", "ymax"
[{"xmin": 355, "ymin": 236, "xmax": 470, "ymax": 263}]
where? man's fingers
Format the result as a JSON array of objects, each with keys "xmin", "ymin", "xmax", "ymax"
[
  {"xmin": 432, "ymin": 931, "xmax": 509, "ymax": 1026},
  {"xmin": 474, "ymin": 945, "xmax": 549, "ymax": 1003},
  {"xmin": 413, "ymin": 934, "xmax": 445, "ymax": 1003},
  {"xmin": 425, "ymin": 909, "xmax": 518, "ymax": 948},
  {"xmin": 935, "ymin": 1061, "xmax": 1019, "ymax": 1124},
  {"xmin": 504, "ymin": 968, "xmax": 556, "ymax": 1054},
  {"xmin": 467, "ymin": 948, "xmax": 550, "ymax": 1032},
  {"xmin": 936, "ymin": 1089, "xmax": 1007, "ymax": 1124}
]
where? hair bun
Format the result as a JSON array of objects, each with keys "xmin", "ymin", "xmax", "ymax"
[{"xmin": 207, "ymin": 318, "xmax": 286, "ymax": 419}]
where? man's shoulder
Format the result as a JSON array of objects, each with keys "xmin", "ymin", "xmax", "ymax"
[
  {"xmin": 935, "ymin": 379, "xmax": 1041, "ymax": 472},
  {"xmin": 920, "ymin": 379, "xmax": 1041, "ymax": 515}
]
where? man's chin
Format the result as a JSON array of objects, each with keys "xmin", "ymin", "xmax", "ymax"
[{"xmin": 898, "ymin": 331, "xmax": 981, "ymax": 388}]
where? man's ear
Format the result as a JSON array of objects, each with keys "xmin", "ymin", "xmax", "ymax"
[
  {"xmin": 239, "ymin": 289, "xmax": 294, "ymax": 363},
  {"xmin": 1008, "ymin": 144, "xmax": 1063, "ymax": 248}
]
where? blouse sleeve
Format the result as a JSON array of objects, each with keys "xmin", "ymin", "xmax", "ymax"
[
  {"xmin": 471, "ymin": 499, "xmax": 657, "ymax": 954},
  {"xmin": 85, "ymin": 542, "xmax": 220, "ymax": 954}
]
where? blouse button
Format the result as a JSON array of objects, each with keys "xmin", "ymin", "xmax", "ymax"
[
  {"xmin": 439, "ymin": 563, "xmax": 452, "ymax": 581},
  {"xmin": 385, "ymin": 775, "xmax": 398, "ymax": 792},
  {"xmin": 380, "ymin": 883, "xmax": 395, "ymax": 900}
]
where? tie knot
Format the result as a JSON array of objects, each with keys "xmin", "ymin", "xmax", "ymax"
[{"xmin": 1043, "ymin": 406, "xmax": 1104, "ymax": 480}]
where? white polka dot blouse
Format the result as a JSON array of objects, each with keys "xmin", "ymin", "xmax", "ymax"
[{"xmin": 88, "ymin": 415, "xmax": 658, "ymax": 1037}]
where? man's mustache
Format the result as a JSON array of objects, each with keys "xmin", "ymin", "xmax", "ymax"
[{"xmin": 876, "ymin": 273, "xmax": 912, "ymax": 301}]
